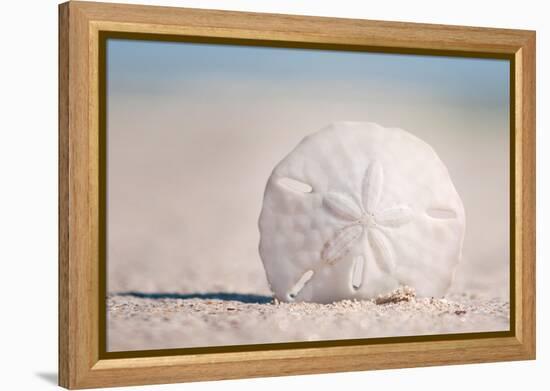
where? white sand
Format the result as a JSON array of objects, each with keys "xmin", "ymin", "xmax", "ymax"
[{"xmin": 107, "ymin": 288, "xmax": 509, "ymax": 352}]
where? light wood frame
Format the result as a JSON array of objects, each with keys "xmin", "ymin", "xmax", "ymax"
[{"xmin": 59, "ymin": 1, "xmax": 536, "ymax": 389}]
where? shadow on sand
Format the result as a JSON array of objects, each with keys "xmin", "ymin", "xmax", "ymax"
[{"xmin": 116, "ymin": 292, "xmax": 273, "ymax": 304}]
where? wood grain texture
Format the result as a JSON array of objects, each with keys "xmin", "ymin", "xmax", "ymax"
[
  {"xmin": 58, "ymin": 1, "xmax": 536, "ymax": 388},
  {"xmin": 59, "ymin": 1, "xmax": 97, "ymax": 388},
  {"xmin": 518, "ymin": 34, "xmax": 536, "ymax": 355},
  {"xmin": 58, "ymin": 3, "xmax": 70, "ymax": 387}
]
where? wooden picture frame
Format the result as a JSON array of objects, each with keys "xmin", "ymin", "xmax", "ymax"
[{"xmin": 59, "ymin": 1, "xmax": 536, "ymax": 389}]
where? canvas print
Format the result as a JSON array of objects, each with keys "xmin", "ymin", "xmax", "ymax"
[{"xmin": 105, "ymin": 39, "xmax": 510, "ymax": 352}]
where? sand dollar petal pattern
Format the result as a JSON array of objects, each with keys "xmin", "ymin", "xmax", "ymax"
[
  {"xmin": 362, "ymin": 159, "xmax": 384, "ymax": 213},
  {"xmin": 323, "ymin": 192, "xmax": 363, "ymax": 221},
  {"xmin": 367, "ymin": 227, "xmax": 396, "ymax": 274},
  {"xmin": 259, "ymin": 122, "xmax": 466, "ymax": 303},
  {"xmin": 375, "ymin": 205, "xmax": 413, "ymax": 227},
  {"xmin": 321, "ymin": 224, "xmax": 364, "ymax": 264}
]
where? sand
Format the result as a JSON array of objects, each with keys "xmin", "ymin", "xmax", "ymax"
[{"xmin": 107, "ymin": 287, "xmax": 509, "ymax": 351}]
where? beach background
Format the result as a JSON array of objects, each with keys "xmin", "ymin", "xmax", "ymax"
[{"xmin": 106, "ymin": 39, "xmax": 510, "ymax": 351}]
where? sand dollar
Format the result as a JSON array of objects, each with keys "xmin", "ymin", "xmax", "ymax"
[{"xmin": 258, "ymin": 122, "xmax": 465, "ymax": 303}]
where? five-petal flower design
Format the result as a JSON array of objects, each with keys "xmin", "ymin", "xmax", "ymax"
[{"xmin": 321, "ymin": 160, "xmax": 412, "ymax": 279}]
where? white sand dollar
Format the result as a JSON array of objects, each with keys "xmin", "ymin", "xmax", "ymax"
[{"xmin": 258, "ymin": 122, "xmax": 465, "ymax": 303}]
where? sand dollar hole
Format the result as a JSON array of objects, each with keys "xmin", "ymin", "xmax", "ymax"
[
  {"xmin": 287, "ymin": 270, "xmax": 314, "ymax": 300},
  {"xmin": 351, "ymin": 255, "xmax": 364, "ymax": 290},
  {"xmin": 277, "ymin": 177, "xmax": 313, "ymax": 193},
  {"xmin": 426, "ymin": 207, "xmax": 457, "ymax": 219}
]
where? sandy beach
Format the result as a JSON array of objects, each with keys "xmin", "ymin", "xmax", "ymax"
[{"xmin": 107, "ymin": 288, "xmax": 509, "ymax": 351}]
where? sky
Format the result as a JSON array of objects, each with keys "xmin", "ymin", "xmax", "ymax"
[
  {"xmin": 107, "ymin": 40, "xmax": 508, "ymax": 109},
  {"xmin": 106, "ymin": 38, "xmax": 510, "ymax": 299}
]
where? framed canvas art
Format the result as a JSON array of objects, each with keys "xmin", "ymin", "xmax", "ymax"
[{"xmin": 58, "ymin": 1, "xmax": 536, "ymax": 389}]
